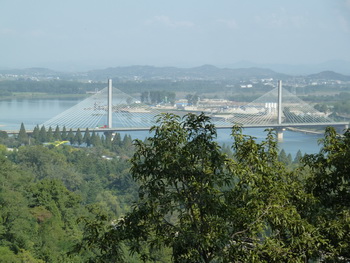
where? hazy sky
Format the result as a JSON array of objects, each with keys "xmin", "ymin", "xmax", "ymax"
[{"xmin": 1, "ymin": 0, "xmax": 350, "ymax": 70}]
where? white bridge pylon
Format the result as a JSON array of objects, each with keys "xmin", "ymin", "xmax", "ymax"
[
  {"xmin": 220, "ymin": 86, "xmax": 333, "ymax": 126},
  {"xmin": 42, "ymin": 81, "xmax": 333, "ymax": 130},
  {"xmin": 42, "ymin": 85, "xmax": 163, "ymax": 129}
]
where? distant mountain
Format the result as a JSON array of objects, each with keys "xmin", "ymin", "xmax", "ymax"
[
  {"xmin": 225, "ymin": 60, "xmax": 350, "ymax": 76},
  {"xmin": 1, "ymin": 65, "xmax": 288, "ymax": 81},
  {"xmin": 2, "ymin": 65, "xmax": 349, "ymax": 82},
  {"xmin": 316, "ymin": 60, "xmax": 350, "ymax": 76},
  {"xmin": 306, "ymin": 71, "xmax": 350, "ymax": 81},
  {"xmin": 86, "ymin": 65, "xmax": 288, "ymax": 81},
  {"xmin": 0, "ymin": 67, "xmax": 60, "ymax": 77}
]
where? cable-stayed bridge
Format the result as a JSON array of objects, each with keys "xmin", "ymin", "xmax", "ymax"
[{"xmin": 38, "ymin": 80, "xmax": 348, "ymax": 140}]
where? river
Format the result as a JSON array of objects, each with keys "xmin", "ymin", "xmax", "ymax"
[{"xmin": 0, "ymin": 98, "xmax": 324, "ymax": 157}]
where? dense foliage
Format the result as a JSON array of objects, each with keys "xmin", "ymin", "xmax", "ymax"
[
  {"xmin": 140, "ymin": 91, "xmax": 176, "ymax": 105},
  {"xmin": 0, "ymin": 129, "xmax": 137, "ymax": 262},
  {"xmin": 0, "ymin": 114, "xmax": 349, "ymax": 262},
  {"xmin": 121, "ymin": 114, "xmax": 321, "ymax": 262}
]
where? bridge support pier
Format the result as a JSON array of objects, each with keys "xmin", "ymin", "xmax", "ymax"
[{"xmin": 276, "ymin": 127, "xmax": 284, "ymax": 142}]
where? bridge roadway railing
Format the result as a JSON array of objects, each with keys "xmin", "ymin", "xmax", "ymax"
[{"xmin": 4, "ymin": 122, "xmax": 349, "ymax": 135}]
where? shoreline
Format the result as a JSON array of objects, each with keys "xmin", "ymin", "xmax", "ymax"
[
  {"xmin": 286, "ymin": 127, "xmax": 324, "ymax": 135},
  {"xmin": 0, "ymin": 93, "xmax": 88, "ymax": 101}
]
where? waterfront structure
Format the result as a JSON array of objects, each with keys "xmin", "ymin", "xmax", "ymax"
[{"xmin": 32, "ymin": 80, "xmax": 348, "ymax": 141}]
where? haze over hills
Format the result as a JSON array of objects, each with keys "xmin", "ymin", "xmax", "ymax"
[
  {"xmin": 2, "ymin": 64, "xmax": 350, "ymax": 84},
  {"xmin": 2, "ymin": 59, "xmax": 350, "ymax": 76},
  {"xmin": 0, "ymin": 67, "xmax": 59, "ymax": 76},
  {"xmin": 306, "ymin": 71, "xmax": 350, "ymax": 82},
  {"xmin": 85, "ymin": 65, "xmax": 289, "ymax": 81},
  {"xmin": 2, "ymin": 64, "xmax": 350, "ymax": 82},
  {"xmin": 224, "ymin": 60, "xmax": 350, "ymax": 76}
]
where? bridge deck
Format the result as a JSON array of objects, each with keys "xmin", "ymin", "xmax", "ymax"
[{"xmin": 4, "ymin": 122, "xmax": 349, "ymax": 134}]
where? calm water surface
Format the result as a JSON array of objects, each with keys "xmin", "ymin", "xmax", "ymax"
[
  {"xmin": 0, "ymin": 98, "xmax": 81, "ymax": 130},
  {"xmin": 117, "ymin": 129, "xmax": 322, "ymax": 157},
  {"xmin": 0, "ymin": 98, "xmax": 323, "ymax": 157}
]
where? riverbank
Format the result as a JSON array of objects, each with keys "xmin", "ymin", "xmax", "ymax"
[{"xmin": 286, "ymin": 127, "xmax": 324, "ymax": 135}]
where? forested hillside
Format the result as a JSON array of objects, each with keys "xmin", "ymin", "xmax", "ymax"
[
  {"xmin": 0, "ymin": 126, "xmax": 138, "ymax": 262},
  {"xmin": 0, "ymin": 115, "xmax": 349, "ymax": 262}
]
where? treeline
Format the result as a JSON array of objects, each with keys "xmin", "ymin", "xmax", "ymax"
[
  {"xmin": 0, "ymin": 79, "xmax": 232, "ymax": 97},
  {"xmin": 0, "ymin": 80, "xmax": 105, "ymax": 96},
  {"xmin": 299, "ymin": 83, "xmax": 350, "ymax": 95},
  {"xmin": 0, "ymin": 123, "xmax": 141, "ymax": 262},
  {"xmin": 113, "ymin": 79, "xmax": 229, "ymax": 94},
  {"xmin": 140, "ymin": 90, "xmax": 176, "ymax": 104},
  {"xmin": 76, "ymin": 114, "xmax": 350, "ymax": 262},
  {"xmin": 115, "ymin": 79, "xmax": 273, "ymax": 98},
  {"xmin": 309, "ymin": 92, "xmax": 350, "ymax": 119},
  {"xmin": 0, "ymin": 78, "xmax": 267, "ymax": 103},
  {"xmin": 313, "ymin": 93, "xmax": 350, "ymax": 115},
  {"xmin": 0, "ymin": 115, "xmax": 349, "ymax": 262},
  {"xmin": 82, "ymin": 114, "xmax": 350, "ymax": 262},
  {"xmin": 6, "ymin": 123, "xmax": 134, "ymax": 157},
  {"xmin": 303, "ymin": 91, "xmax": 350, "ymax": 103}
]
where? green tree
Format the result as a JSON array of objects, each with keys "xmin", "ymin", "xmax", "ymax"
[
  {"xmin": 0, "ymin": 155, "xmax": 38, "ymax": 259},
  {"xmin": 122, "ymin": 134, "xmax": 132, "ymax": 149},
  {"xmin": 302, "ymin": 127, "xmax": 350, "ymax": 261},
  {"xmin": 28, "ymin": 179, "xmax": 85, "ymax": 262},
  {"xmin": 75, "ymin": 129, "xmax": 83, "ymax": 145},
  {"xmin": 314, "ymin": 103, "xmax": 328, "ymax": 113},
  {"xmin": 104, "ymin": 132, "xmax": 113, "ymax": 149},
  {"xmin": 83, "ymin": 128, "xmax": 91, "ymax": 146},
  {"xmin": 148, "ymin": 91, "xmax": 176, "ymax": 104},
  {"xmin": 73, "ymin": 206, "xmax": 125, "ymax": 263},
  {"xmin": 38, "ymin": 126, "xmax": 47, "ymax": 143},
  {"xmin": 294, "ymin": 149, "xmax": 303, "ymax": 164},
  {"xmin": 140, "ymin": 91, "xmax": 150, "ymax": 104},
  {"xmin": 278, "ymin": 148, "xmax": 289, "ymax": 164},
  {"xmin": 14, "ymin": 145, "xmax": 66, "ymax": 180},
  {"xmin": 0, "ymin": 247, "xmax": 19, "ymax": 263},
  {"xmin": 112, "ymin": 133, "xmax": 122, "ymax": 150},
  {"xmin": 17, "ymin": 123, "xmax": 29, "ymax": 145},
  {"xmin": 31, "ymin": 125, "xmax": 40, "ymax": 142},
  {"xmin": 46, "ymin": 127, "xmax": 54, "ymax": 142},
  {"xmin": 0, "ymin": 131, "xmax": 8, "ymax": 140},
  {"xmin": 61, "ymin": 126, "xmax": 67, "ymax": 140},
  {"xmin": 90, "ymin": 131, "xmax": 101, "ymax": 147},
  {"xmin": 0, "ymin": 145, "xmax": 6, "ymax": 155},
  {"xmin": 53, "ymin": 125, "xmax": 62, "ymax": 141},
  {"xmin": 100, "ymin": 135, "xmax": 105, "ymax": 146},
  {"xmin": 220, "ymin": 143, "xmax": 233, "ymax": 158},
  {"xmin": 106, "ymin": 114, "xmax": 321, "ymax": 262},
  {"xmin": 287, "ymin": 153, "xmax": 293, "ymax": 164},
  {"xmin": 186, "ymin": 93, "xmax": 199, "ymax": 106},
  {"xmin": 67, "ymin": 129, "xmax": 75, "ymax": 145}
]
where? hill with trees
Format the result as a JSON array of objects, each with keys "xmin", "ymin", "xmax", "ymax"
[
  {"xmin": 0, "ymin": 115, "xmax": 349, "ymax": 262},
  {"xmin": 306, "ymin": 70, "xmax": 350, "ymax": 81},
  {"xmin": 85, "ymin": 65, "xmax": 288, "ymax": 81}
]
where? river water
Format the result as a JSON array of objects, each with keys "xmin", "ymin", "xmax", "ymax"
[{"xmin": 0, "ymin": 98, "xmax": 324, "ymax": 157}]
